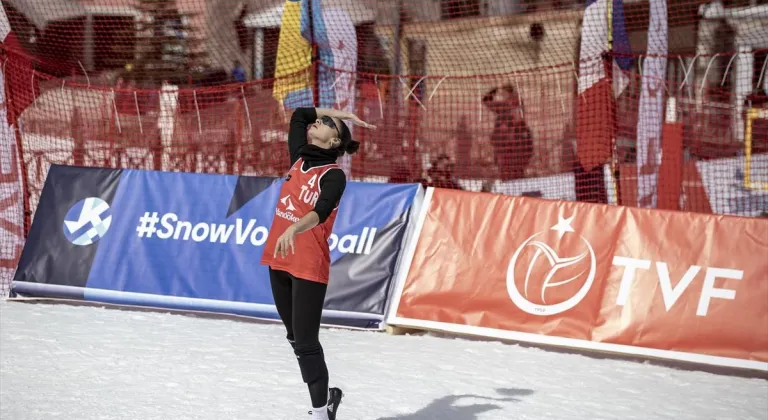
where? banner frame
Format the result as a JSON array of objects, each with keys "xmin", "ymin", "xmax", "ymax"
[
  {"xmin": 384, "ymin": 187, "xmax": 768, "ymax": 372},
  {"xmin": 385, "ymin": 314, "xmax": 768, "ymax": 372},
  {"xmin": 381, "ymin": 184, "xmax": 427, "ymax": 321},
  {"xmin": 384, "ymin": 187, "xmax": 434, "ymax": 324},
  {"xmin": 10, "ymin": 281, "xmax": 383, "ymax": 324},
  {"xmin": 12, "ymin": 165, "xmax": 423, "ymax": 330}
]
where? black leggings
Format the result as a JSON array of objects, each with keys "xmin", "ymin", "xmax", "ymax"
[{"xmin": 269, "ymin": 268, "xmax": 329, "ymax": 408}]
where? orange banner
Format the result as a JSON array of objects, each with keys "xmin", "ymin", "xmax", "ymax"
[{"xmin": 390, "ymin": 188, "xmax": 768, "ymax": 370}]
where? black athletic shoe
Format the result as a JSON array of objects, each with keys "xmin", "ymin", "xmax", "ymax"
[{"xmin": 327, "ymin": 387, "xmax": 343, "ymax": 420}]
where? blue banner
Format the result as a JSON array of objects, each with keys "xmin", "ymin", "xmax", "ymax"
[{"xmin": 13, "ymin": 165, "xmax": 421, "ymax": 329}]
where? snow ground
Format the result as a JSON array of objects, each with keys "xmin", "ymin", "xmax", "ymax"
[{"xmin": 1, "ymin": 300, "xmax": 766, "ymax": 420}]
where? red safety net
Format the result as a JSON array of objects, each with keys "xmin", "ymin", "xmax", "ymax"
[{"xmin": 1, "ymin": 0, "xmax": 768, "ymax": 295}]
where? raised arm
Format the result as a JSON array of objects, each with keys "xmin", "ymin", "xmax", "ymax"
[
  {"xmin": 315, "ymin": 108, "xmax": 376, "ymax": 129},
  {"xmin": 288, "ymin": 107, "xmax": 376, "ymax": 165},
  {"xmin": 314, "ymin": 108, "xmax": 352, "ymax": 120}
]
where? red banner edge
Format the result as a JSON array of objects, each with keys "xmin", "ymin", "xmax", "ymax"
[{"xmin": 386, "ymin": 316, "xmax": 768, "ymax": 372}]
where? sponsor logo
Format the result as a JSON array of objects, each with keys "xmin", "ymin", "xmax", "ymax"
[
  {"xmin": 281, "ymin": 195, "xmax": 296, "ymax": 211},
  {"xmin": 138, "ymin": 212, "xmax": 270, "ymax": 246},
  {"xmin": 63, "ymin": 197, "xmax": 113, "ymax": 246},
  {"xmin": 504, "ymin": 212, "xmax": 743, "ymax": 318},
  {"xmin": 612, "ymin": 257, "xmax": 743, "ymax": 317},
  {"xmin": 506, "ymin": 212, "xmax": 597, "ymax": 316},
  {"xmin": 276, "ymin": 194, "xmax": 299, "ymax": 222},
  {"xmin": 329, "ymin": 227, "xmax": 377, "ymax": 255},
  {"xmin": 136, "ymin": 212, "xmax": 377, "ymax": 255}
]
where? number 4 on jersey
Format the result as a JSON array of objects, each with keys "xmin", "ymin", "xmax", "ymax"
[{"xmin": 299, "ymin": 174, "xmax": 320, "ymax": 207}]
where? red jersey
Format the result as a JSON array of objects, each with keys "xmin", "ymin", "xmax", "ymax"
[{"xmin": 261, "ymin": 158, "xmax": 340, "ymax": 284}]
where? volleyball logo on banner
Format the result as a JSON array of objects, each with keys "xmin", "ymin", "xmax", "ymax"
[
  {"xmin": 62, "ymin": 197, "xmax": 113, "ymax": 246},
  {"xmin": 506, "ymin": 212, "xmax": 597, "ymax": 316}
]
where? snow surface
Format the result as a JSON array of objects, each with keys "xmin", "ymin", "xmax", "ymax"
[{"xmin": 1, "ymin": 301, "xmax": 766, "ymax": 420}]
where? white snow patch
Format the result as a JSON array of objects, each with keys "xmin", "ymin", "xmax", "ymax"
[{"xmin": 1, "ymin": 301, "xmax": 766, "ymax": 420}]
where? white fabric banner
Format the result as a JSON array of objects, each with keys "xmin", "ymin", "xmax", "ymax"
[
  {"xmin": 0, "ymin": 67, "xmax": 26, "ymax": 297},
  {"xmin": 696, "ymin": 154, "xmax": 768, "ymax": 218},
  {"xmin": 636, "ymin": 0, "xmax": 668, "ymax": 208},
  {"xmin": 321, "ymin": 7, "xmax": 357, "ymax": 177},
  {"xmin": 0, "ymin": 3, "xmax": 10, "ymax": 41}
]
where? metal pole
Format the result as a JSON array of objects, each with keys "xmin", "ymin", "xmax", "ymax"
[
  {"xmin": 308, "ymin": 0, "xmax": 319, "ymax": 107},
  {"xmin": 389, "ymin": 0, "xmax": 404, "ymax": 154},
  {"xmin": 252, "ymin": 28, "xmax": 264, "ymax": 79},
  {"xmin": 391, "ymin": 0, "xmax": 403, "ymax": 79}
]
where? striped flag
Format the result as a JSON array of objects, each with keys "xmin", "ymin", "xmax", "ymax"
[
  {"xmin": 302, "ymin": 1, "xmax": 358, "ymax": 175},
  {"xmin": 576, "ymin": 0, "xmax": 633, "ymax": 172},
  {"xmin": 636, "ymin": 0, "xmax": 668, "ymax": 208}
]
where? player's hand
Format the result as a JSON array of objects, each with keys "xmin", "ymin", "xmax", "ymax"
[
  {"xmin": 346, "ymin": 114, "xmax": 376, "ymax": 130},
  {"xmin": 274, "ymin": 226, "xmax": 297, "ymax": 259}
]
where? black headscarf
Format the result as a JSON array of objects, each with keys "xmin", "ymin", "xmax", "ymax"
[{"xmin": 299, "ymin": 119, "xmax": 360, "ymax": 164}]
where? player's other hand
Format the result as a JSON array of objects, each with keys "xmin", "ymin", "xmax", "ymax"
[
  {"xmin": 274, "ymin": 226, "xmax": 297, "ymax": 259},
  {"xmin": 347, "ymin": 114, "xmax": 376, "ymax": 130}
]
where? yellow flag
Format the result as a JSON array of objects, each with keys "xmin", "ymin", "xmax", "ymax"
[{"xmin": 272, "ymin": 0, "xmax": 312, "ymax": 105}]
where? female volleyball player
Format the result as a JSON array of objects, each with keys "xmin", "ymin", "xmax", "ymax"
[{"xmin": 261, "ymin": 107, "xmax": 375, "ymax": 420}]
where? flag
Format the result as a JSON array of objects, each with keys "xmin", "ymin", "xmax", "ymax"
[
  {"xmin": 576, "ymin": 0, "xmax": 633, "ymax": 172},
  {"xmin": 611, "ymin": 0, "xmax": 633, "ymax": 96},
  {"xmin": 315, "ymin": 8, "xmax": 357, "ymax": 114},
  {"xmin": 302, "ymin": 1, "xmax": 358, "ymax": 176},
  {"xmin": 636, "ymin": 0, "xmax": 668, "ymax": 208},
  {"xmin": 2, "ymin": 7, "xmax": 39, "ymax": 136},
  {"xmin": 0, "ymin": 4, "xmax": 10, "ymax": 40},
  {"xmin": 272, "ymin": 0, "xmax": 313, "ymax": 109},
  {"xmin": 0, "ymin": 47, "xmax": 26, "ymax": 279},
  {"xmin": 2, "ymin": 32, "xmax": 38, "ymax": 128}
]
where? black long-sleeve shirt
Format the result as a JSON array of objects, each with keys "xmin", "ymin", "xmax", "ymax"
[{"xmin": 288, "ymin": 107, "xmax": 346, "ymax": 224}]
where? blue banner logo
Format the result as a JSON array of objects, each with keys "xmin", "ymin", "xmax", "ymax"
[{"xmin": 63, "ymin": 197, "xmax": 113, "ymax": 246}]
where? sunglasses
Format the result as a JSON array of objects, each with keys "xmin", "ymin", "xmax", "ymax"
[{"xmin": 320, "ymin": 116, "xmax": 340, "ymax": 137}]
